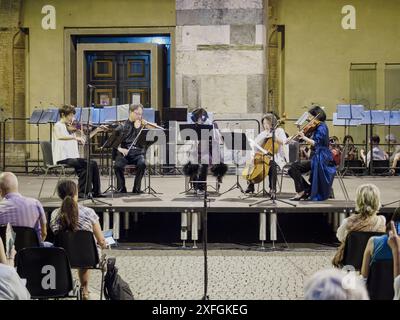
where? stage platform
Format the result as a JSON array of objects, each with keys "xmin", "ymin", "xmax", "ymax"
[{"xmin": 16, "ymin": 174, "xmax": 400, "ymax": 242}]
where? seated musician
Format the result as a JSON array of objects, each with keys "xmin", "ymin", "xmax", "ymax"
[
  {"xmin": 183, "ymin": 108, "xmax": 227, "ymax": 194},
  {"xmin": 342, "ymin": 135, "xmax": 358, "ymax": 161},
  {"xmin": 387, "ymin": 134, "xmax": 400, "ymax": 175},
  {"xmin": 287, "ymin": 105, "xmax": 336, "ymax": 201},
  {"xmin": 113, "ymin": 104, "xmax": 159, "ymax": 194},
  {"xmin": 52, "ymin": 105, "xmax": 105, "ymax": 198},
  {"xmin": 245, "ymin": 113, "xmax": 288, "ymax": 197},
  {"xmin": 329, "ymin": 136, "xmax": 342, "ymax": 166}
]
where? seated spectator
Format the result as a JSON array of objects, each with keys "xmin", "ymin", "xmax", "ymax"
[
  {"xmin": 361, "ymin": 208, "xmax": 400, "ymax": 279},
  {"xmin": 343, "ymin": 135, "xmax": 358, "ymax": 161},
  {"xmin": 0, "ymin": 237, "xmax": 30, "ymax": 300},
  {"xmin": 0, "ymin": 172, "xmax": 47, "ymax": 243},
  {"xmin": 360, "ymin": 135, "xmax": 389, "ymax": 167},
  {"xmin": 304, "ymin": 268, "xmax": 369, "ymax": 300},
  {"xmin": 50, "ymin": 180, "xmax": 106, "ymax": 300},
  {"xmin": 333, "ymin": 183, "xmax": 386, "ymax": 267},
  {"xmin": 387, "ymin": 220, "xmax": 400, "ymax": 300}
]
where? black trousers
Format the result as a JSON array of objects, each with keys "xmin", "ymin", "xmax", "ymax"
[
  {"xmin": 190, "ymin": 164, "xmax": 209, "ymax": 191},
  {"xmin": 57, "ymin": 158, "xmax": 101, "ymax": 195},
  {"xmin": 114, "ymin": 151, "xmax": 146, "ymax": 192},
  {"xmin": 287, "ymin": 160, "xmax": 312, "ymax": 193},
  {"xmin": 248, "ymin": 160, "xmax": 278, "ymax": 190}
]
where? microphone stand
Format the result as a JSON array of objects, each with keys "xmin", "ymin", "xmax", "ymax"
[{"xmin": 82, "ymin": 86, "xmax": 111, "ymax": 206}]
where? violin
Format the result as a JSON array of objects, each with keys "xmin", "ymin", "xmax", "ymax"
[{"xmin": 287, "ymin": 114, "xmax": 320, "ymax": 143}]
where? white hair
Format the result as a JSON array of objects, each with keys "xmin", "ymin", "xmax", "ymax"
[
  {"xmin": 304, "ymin": 269, "xmax": 369, "ymax": 300},
  {"xmin": 0, "ymin": 172, "xmax": 19, "ymax": 194}
]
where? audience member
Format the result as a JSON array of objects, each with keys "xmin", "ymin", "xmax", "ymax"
[
  {"xmin": 0, "ymin": 237, "xmax": 30, "ymax": 300},
  {"xmin": 387, "ymin": 220, "xmax": 400, "ymax": 300},
  {"xmin": 0, "ymin": 172, "xmax": 47, "ymax": 242},
  {"xmin": 360, "ymin": 135, "xmax": 389, "ymax": 166},
  {"xmin": 50, "ymin": 180, "xmax": 106, "ymax": 300},
  {"xmin": 333, "ymin": 183, "xmax": 386, "ymax": 267},
  {"xmin": 304, "ymin": 268, "xmax": 369, "ymax": 300},
  {"xmin": 361, "ymin": 208, "xmax": 400, "ymax": 279}
]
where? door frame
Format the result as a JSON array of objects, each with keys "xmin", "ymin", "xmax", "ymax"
[
  {"xmin": 64, "ymin": 27, "xmax": 175, "ymax": 109},
  {"xmin": 77, "ymin": 43, "xmax": 161, "ymax": 109}
]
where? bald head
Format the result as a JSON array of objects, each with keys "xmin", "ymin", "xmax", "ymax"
[{"xmin": 0, "ymin": 172, "xmax": 19, "ymax": 196}]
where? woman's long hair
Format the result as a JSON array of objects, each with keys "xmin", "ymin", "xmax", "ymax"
[{"xmin": 56, "ymin": 180, "xmax": 79, "ymax": 231}]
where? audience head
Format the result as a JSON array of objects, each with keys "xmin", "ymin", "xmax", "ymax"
[
  {"xmin": 56, "ymin": 180, "xmax": 79, "ymax": 232},
  {"xmin": 355, "ymin": 183, "xmax": 381, "ymax": 218},
  {"xmin": 370, "ymin": 135, "xmax": 380, "ymax": 145},
  {"xmin": 343, "ymin": 135, "xmax": 354, "ymax": 145},
  {"xmin": 304, "ymin": 269, "xmax": 369, "ymax": 300},
  {"xmin": 0, "ymin": 172, "xmax": 19, "ymax": 198}
]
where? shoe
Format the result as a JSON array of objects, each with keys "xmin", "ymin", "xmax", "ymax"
[
  {"xmin": 289, "ymin": 193, "xmax": 309, "ymax": 201},
  {"xmin": 93, "ymin": 193, "xmax": 106, "ymax": 198},
  {"xmin": 245, "ymin": 184, "xmax": 255, "ymax": 194},
  {"xmin": 78, "ymin": 193, "xmax": 86, "ymax": 199},
  {"xmin": 132, "ymin": 189, "xmax": 144, "ymax": 194},
  {"xmin": 116, "ymin": 188, "xmax": 127, "ymax": 194}
]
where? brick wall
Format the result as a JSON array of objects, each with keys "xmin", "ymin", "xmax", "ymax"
[{"xmin": 0, "ymin": 0, "xmax": 26, "ymax": 169}]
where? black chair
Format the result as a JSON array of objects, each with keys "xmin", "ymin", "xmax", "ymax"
[
  {"xmin": 371, "ymin": 160, "xmax": 390, "ymax": 175},
  {"xmin": 16, "ymin": 247, "xmax": 79, "ymax": 299},
  {"xmin": 344, "ymin": 160, "xmax": 364, "ymax": 175},
  {"xmin": 367, "ymin": 260, "xmax": 394, "ymax": 300},
  {"xmin": 342, "ymin": 231, "xmax": 385, "ymax": 271},
  {"xmin": 54, "ymin": 230, "xmax": 106, "ymax": 299},
  {"xmin": 0, "ymin": 225, "xmax": 40, "ymax": 252}
]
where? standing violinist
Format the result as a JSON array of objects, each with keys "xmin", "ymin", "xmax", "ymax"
[
  {"xmin": 113, "ymin": 103, "xmax": 159, "ymax": 194},
  {"xmin": 287, "ymin": 105, "xmax": 336, "ymax": 201},
  {"xmin": 245, "ymin": 113, "xmax": 288, "ymax": 197},
  {"xmin": 52, "ymin": 105, "xmax": 105, "ymax": 198}
]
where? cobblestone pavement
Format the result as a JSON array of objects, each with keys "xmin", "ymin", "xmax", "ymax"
[{"xmin": 84, "ymin": 248, "xmax": 335, "ymax": 300}]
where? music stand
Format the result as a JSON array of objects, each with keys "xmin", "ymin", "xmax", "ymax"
[
  {"xmin": 179, "ymin": 123, "xmax": 214, "ymax": 194},
  {"xmin": 28, "ymin": 109, "xmax": 44, "ymax": 174},
  {"xmin": 219, "ymin": 131, "xmax": 250, "ymax": 195},
  {"xmin": 127, "ymin": 128, "xmax": 163, "ymax": 196},
  {"xmin": 101, "ymin": 129, "xmax": 124, "ymax": 199},
  {"xmin": 361, "ymin": 110, "xmax": 385, "ymax": 175},
  {"xmin": 162, "ymin": 108, "xmax": 188, "ymax": 175}
]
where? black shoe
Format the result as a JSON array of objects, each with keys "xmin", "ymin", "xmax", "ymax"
[
  {"xmin": 93, "ymin": 193, "xmax": 106, "ymax": 198},
  {"xmin": 245, "ymin": 184, "xmax": 255, "ymax": 194},
  {"xmin": 116, "ymin": 188, "xmax": 127, "ymax": 194},
  {"xmin": 78, "ymin": 193, "xmax": 86, "ymax": 199},
  {"xmin": 289, "ymin": 193, "xmax": 309, "ymax": 201},
  {"xmin": 132, "ymin": 189, "xmax": 144, "ymax": 194}
]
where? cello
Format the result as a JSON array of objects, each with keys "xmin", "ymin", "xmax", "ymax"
[{"xmin": 242, "ymin": 123, "xmax": 281, "ymax": 184}]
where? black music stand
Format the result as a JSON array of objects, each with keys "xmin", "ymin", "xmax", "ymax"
[
  {"xmin": 361, "ymin": 110, "xmax": 385, "ymax": 175},
  {"xmin": 179, "ymin": 123, "xmax": 214, "ymax": 194},
  {"xmin": 81, "ymin": 93, "xmax": 111, "ymax": 206},
  {"xmin": 28, "ymin": 109, "xmax": 44, "ymax": 174},
  {"xmin": 138, "ymin": 128, "xmax": 165, "ymax": 196},
  {"xmin": 101, "ymin": 129, "xmax": 123, "ymax": 199},
  {"xmin": 219, "ymin": 131, "xmax": 250, "ymax": 195},
  {"xmin": 162, "ymin": 108, "xmax": 188, "ymax": 175}
]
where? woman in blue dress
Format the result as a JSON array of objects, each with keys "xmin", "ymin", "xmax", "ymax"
[{"xmin": 287, "ymin": 105, "xmax": 336, "ymax": 201}]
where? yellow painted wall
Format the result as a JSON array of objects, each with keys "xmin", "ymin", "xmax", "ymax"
[
  {"xmin": 21, "ymin": 0, "xmax": 175, "ymax": 155},
  {"xmin": 277, "ymin": 0, "xmax": 400, "ymax": 142}
]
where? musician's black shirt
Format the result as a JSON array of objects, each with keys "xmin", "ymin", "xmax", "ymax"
[{"xmin": 116, "ymin": 120, "xmax": 144, "ymax": 155}]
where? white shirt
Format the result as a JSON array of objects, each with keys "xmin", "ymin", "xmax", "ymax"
[
  {"xmin": 52, "ymin": 121, "xmax": 80, "ymax": 163},
  {"xmin": 366, "ymin": 147, "xmax": 387, "ymax": 166},
  {"xmin": 0, "ymin": 264, "xmax": 30, "ymax": 300},
  {"xmin": 253, "ymin": 127, "xmax": 288, "ymax": 169}
]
